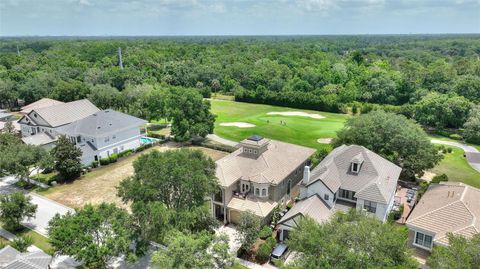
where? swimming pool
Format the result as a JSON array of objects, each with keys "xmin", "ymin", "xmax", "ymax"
[{"xmin": 140, "ymin": 136, "xmax": 157, "ymax": 144}]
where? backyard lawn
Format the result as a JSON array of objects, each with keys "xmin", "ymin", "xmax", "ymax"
[
  {"xmin": 430, "ymin": 147, "xmax": 480, "ymax": 188},
  {"xmin": 211, "ymin": 100, "xmax": 349, "ymax": 150},
  {"xmin": 37, "ymin": 143, "xmax": 228, "ymax": 209}
]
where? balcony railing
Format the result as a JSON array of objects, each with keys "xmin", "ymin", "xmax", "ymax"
[{"xmin": 233, "ymin": 190, "xmax": 249, "ymax": 199}]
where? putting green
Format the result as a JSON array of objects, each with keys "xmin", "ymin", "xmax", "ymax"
[{"xmin": 210, "ymin": 99, "xmax": 350, "ymax": 150}]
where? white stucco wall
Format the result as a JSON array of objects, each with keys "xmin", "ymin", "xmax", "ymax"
[
  {"xmin": 356, "ymin": 198, "xmax": 389, "ymax": 222},
  {"xmin": 306, "ymin": 180, "xmax": 335, "ymax": 208}
]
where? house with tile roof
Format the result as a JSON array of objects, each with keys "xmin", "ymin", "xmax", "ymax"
[
  {"xmin": 18, "ymin": 99, "xmax": 147, "ymax": 165},
  {"xmin": 0, "ymin": 246, "xmax": 52, "ymax": 269},
  {"xmin": 212, "ymin": 135, "xmax": 315, "ymax": 224},
  {"xmin": 278, "ymin": 144, "xmax": 401, "ymax": 240},
  {"xmin": 406, "ymin": 182, "xmax": 480, "ymax": 252},
  {"xmin": 20, "ymin": 98, "xmax": 65, "ymax": 115}
]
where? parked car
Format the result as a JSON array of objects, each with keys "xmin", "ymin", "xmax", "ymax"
[{"xmin": 270, "ymin": 243, "xmax": 289, "ymax": 263}]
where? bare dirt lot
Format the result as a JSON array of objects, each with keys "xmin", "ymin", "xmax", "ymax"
[{"xmin": 39, "ymin": 143, "xmax": 229, "ymax": 209}]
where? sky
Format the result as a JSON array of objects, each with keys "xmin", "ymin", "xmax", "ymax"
[{"xmin": 0, "ymin": 0, "xmax": 479, "ymax": 36}]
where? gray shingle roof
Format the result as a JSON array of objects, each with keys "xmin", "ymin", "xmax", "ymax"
[
  {"xmin": 309, "ymin": 145, "xmax": 401, "ymax": 204},
  {"xmin": 0, "ymin": 246, "xmax": 52, "ymax": 269},
  {"xmin": 278, "ymin": 195, "xmax": 333, "ymax": 225},
  {"xmin": 406, "ymin": 182, "xmax": 480, "ymax": 246},
  {"xmin": 30, "ymin": 99, "xmax": 100, "ymax": 127},
  {"xmin": 0, "ymin": 246, "xmax": 20, "ymax": 267},
  {"xmin": 215, "ymin": 138, "xmax": 315, "ymax": 187},
  {"xmin": 58, "ymin": 109, "xmax": 147, "ymax": 136}
]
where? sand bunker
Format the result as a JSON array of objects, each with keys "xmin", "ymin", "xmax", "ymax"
[
  {"xmin": 267, "ymin": 111, "xmax": 325, "ymax": 119},
  {"xmin": 220, "ymin": 122, "xmax": 256, "ymax": 128},
  {"xmin": 317, "ymin": 138, "xmax": 333, "ymax": 144}
]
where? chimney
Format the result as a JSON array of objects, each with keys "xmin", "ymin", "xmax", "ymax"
[
  {"xmin": 302, "ymin": 166, "xmax": 310, "ymax": 185},
  {"xmin": 299, "ymin": 166, "xmax": 310, "ymax": 200}
]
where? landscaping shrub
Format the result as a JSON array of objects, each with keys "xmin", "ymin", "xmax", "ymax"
[
  {"xmin": 91, "ymin": 161, "xmax": 98, "ymax": 168},
  {"xmin": 199, "ymin": 141, "xmax": 236, "ymax": 153},
  {"xmin": 99, "ymin": 157, "xmax": 110, "ymax": 165},
  {"xmin": 256, "ymin": 242, "xmax": 272, "ymax": 264},
  {"xmin": 135, "ymin": 143, "xmax": 153, "ymax": 153},
  {"xmin": 286, "ymin": 201, "xmax": 293, "ymax": 210},
  {"xmin": 447, "ymin": 147, "xmax": 453, "ymax": 153},
  {"xmin": 266, "ymin": 236, "xmax": 277, "ymax": 249},
  {"xmin": 431, "ymin": 174, "xmax": 449, "ymax": 184},
  {"xmin": 259, "ymin": 226, "xmax": 272, "ymax": 240},
  {"xmin": 449, "ymin": 134, "xmax": 463, "ymax": 140},
  {"xmin": 270, "ymin": 206, "xmax": 281, "ymax": 226},
  {"xmin": 109, "ymin": 154, "xmax": 118, "ymax": 163},
  {"xmin": 11, "ymin": 236, "xmax": 33, "ymax": 252},
  {"xmin": 118, "ymin": 149, "xmax": 134, "ymax": 158},
  {"xmin": 146, "ymin": 132, "xmax": 165, "ymax": 139}
]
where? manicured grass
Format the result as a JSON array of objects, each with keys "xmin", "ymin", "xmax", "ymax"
[
  {"xmin": 0, "ymin": 225, "xmax": 52, "ymax": 253},
  {"xmin": 431, "ymin": 147, "xmax": 480, "ymax": 188},
  {"xmin": 230, "ymin": 263, "xmax": 249, "ymax": 269},
  {"xmin": 210, "ymin": 100, "xmax": 349, "ymax": 150}
]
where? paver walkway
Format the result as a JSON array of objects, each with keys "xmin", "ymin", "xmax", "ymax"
[{"xmin": 431, "ymin": 139, "xmax": 480, "ymax": 172}]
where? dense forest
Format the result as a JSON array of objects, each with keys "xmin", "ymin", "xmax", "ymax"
[{"xmin": 0, "ymin": 35, "xmax": 479, "ymax": 141}]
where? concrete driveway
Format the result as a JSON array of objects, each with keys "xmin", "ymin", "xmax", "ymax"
[{"xmin": 0, "ymin": 176, "xmax": 74, "ymax": 236}]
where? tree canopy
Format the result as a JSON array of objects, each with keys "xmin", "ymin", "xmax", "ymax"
[
  {"xmin": 0, "ymin": 192, "xmax": 37, "ymax": 231},
  {"xmin": 285, "ymin": 210, "xmax": 418, "ymax": 269},
  {"xmin": 1, "ymin": 35, "xmax": 478, "ymax": 131},
  {"xmin": 118, "ymin": 149, "xmax": 217, "ymax": 210},
  {"xmin": 48, "ymin": 203, "xmax": 134, "ymax": 269},
  {"xmin": 427, "ymin": 233, "xmax": 480, "ymax": 269},
  {"xmin": 0, "ymin": 132, "xmax": 48, "ymax": 180},
  {"xmin": 118, "ymin": 149, "xmax": 218, "ymax": 244},
  {"xmin": 51, "ymin": 135, "xmax": 82, "ymax": 181},
  {"xmin": 334, "ymin": 110, "xmax": 443, "ymax": 179},
  {"xmin": 150, "ymin": 231, "xmax": 234, "ymax": 269}
]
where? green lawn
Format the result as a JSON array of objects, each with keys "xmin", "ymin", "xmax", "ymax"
[
  {"xmin": 211, "ymin": 100, "xmax": 349, "ymax": 150},
  {"xmin": 431, "ymin": 147, "xmax": 480, "ymax": 188},
  {"xmin": 0, "ymin": 225, "xmax": 52, "ymax": 254}
]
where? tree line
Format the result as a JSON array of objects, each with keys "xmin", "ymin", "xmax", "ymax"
[{"xmin": 0, "ymin": 35, "xmax": 479, "ymax": 143}]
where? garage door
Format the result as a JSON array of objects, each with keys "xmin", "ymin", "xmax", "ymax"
[{"xmin": 229, "ymin": 210, "xmax": 242, "ymax": 224}]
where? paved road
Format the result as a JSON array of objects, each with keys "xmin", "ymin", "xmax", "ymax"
[
  {"xmin": 431, "ymin": 139, "xmax": 480, "ymax": 173},
  {"xmin": 0, "ymin": 176, "xmax": 74, "ymax": 236},
  {"xmin": 206, "ymin": 134, "xmax": 239, "ymax": 147}
]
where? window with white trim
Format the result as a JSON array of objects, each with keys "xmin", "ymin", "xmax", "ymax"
[
  {"xmin": 363, "ymin": 200, "xmax": 377, "ymax": 213},
  {"xmin": 255, "ymin": 188, "xmax": 260, "ymax": 196},
  {"xmin": 351, "ymin": 162, "xmax": 360, "ymax": 173},
  {"xmin": 261, "ymin": 188, "xmax": 266, "ymax": 197},
  {"xmin": 415, "ymin": 232, "xmax": 433, "ymax": 249},
  {"xmin": 324, "ymin": 194, "xmax": 329, "ymax": 201}
]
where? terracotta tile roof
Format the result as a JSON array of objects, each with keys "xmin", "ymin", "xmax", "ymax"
[
  {"xmin": 406, "ymin": 182, "xmax": 480, "ymax": 245},
  {"xmin": 20, "ymin": 98, "xmax": 64, "ymax": 115},
  {"xmin": 29, "ymin": 99, "xmax": 100, "ymax": 127},
  {"xmin": 215, "ymin": 138, "xmax": 315, "ymax": 187},
  {"xmin": 227, "ymin": 196, "xmax": 278, "ymax": 218}
]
